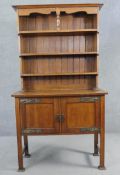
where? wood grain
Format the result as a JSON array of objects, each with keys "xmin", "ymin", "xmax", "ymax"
[{"xmin": 12, "ymin": 4, "xmax": 107, "ymax": 171}]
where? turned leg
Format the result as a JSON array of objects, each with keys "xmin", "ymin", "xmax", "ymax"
[
  {"xmin": 23, "ymin": 134, "xmax": 31, "ymax": 158},
  {"xmin": 93, "ymin": 133, "xmax": 99, "ymax": 156},
  {"xmin": 98, "ymin": 96, "xmax": 106, "ymax": 170},
  {"xmin": 15, "ymin": 98, "xmax": 25, "ymax": 171}
]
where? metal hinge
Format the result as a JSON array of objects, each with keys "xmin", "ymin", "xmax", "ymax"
[
  {"xmin": 80, "ymin": 127, "xmax": 100, "ymax": 132},
  {"xmin": 20, "ymin": 98, "xmax": 42, "ymax": 104},
  {"xmin": 80, "ymin": 97, "xmax": 100, "ymax": 102},
  {"xmin": 22, "ymin": 128, "xmax": 43, "ymax": 134},
  {"xmin": 56, "ymin": 114, "xmax": 64, "ymax": 122}
]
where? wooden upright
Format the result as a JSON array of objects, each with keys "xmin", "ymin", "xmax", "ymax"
[{"xmin": 12, "ymin": 4, "xmax": 107, "ymax": 171}]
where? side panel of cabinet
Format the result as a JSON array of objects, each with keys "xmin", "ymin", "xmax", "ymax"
[
  {"xmin": 20, "ymin": 97, "xmax": 60, "ymax": 134},
  {"xmin": 61, "ymin": 97, "xmax": 100, "ymax": 134}
]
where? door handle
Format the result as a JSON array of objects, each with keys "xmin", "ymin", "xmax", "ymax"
[{"xmin": 56, "ymin": 114, "xmax": 64, "ymax": 122}]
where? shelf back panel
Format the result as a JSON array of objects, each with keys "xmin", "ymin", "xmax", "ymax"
[
  {"xmin": 22, "ymin": 76, "xmax": 96, "ymax": 90},
  {"xmin": 20, "ymin": 34, "xmax": 97, "ymax": 53},
  {"xmin": 18, "ymin": 6, "xmax": 99, "ymax": 91},
  {"xmin": 19, "ymin": 13, "xmax": 97, "ymax": 31},
  {"xmin": 21, "ymin": 56, "xmax": 97, "ymax": 74}
]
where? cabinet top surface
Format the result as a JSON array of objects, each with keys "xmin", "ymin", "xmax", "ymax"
[
  {"xmin": 13, "ymin": 3, "xmax": 103, "ymax": 10},
  {"xmin": 12, "ymin": 89, "xmax": 108, "ymax": 97}
]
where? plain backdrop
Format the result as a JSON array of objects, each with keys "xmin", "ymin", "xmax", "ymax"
[{"xmin": 0, "ymin": 0, "xmax": 120, "ymax": 135}]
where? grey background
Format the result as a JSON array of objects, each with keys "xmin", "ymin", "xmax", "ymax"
[{"xmin": 0, "ymin": 0, "xmax": 119, "ymax": 136}]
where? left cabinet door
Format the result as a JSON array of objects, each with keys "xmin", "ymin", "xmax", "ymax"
[{"xmin": 20, "ymin": 97, "xmax": 60, "ymax": 135}]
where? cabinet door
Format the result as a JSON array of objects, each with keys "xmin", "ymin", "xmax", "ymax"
[
  {"xmin": 20, "ymin": 97, "xmax": 60, "ymax": 134},
  {"xmin": 61, "ymin": 97, "xmax": 100, "ymax": 134}
]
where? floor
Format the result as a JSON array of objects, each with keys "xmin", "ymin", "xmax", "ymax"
[{"xmin": 0, "ymin": 133, "xmax": 119, "ymax": 175}]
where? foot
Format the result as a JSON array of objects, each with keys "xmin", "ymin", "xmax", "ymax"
[
  {"xmin": 18, "ymin": 167, "xmax": 25, "ymax": 172},
  {"xmin": 93, "ymin": 152, "xmax": 99, "ymax": 156},
  {"xmin": 24, "ymin": 153, "xmax": 31, "ymax": 158},
  {"xmin": 98, "ymin": 165, "xmax": 106, "ymax": 170}
]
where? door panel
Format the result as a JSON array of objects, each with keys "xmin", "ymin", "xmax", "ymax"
[
  {"xmin": 67, "ymin": 102, "xmax": 95, "ymax": 128},
  {"xmin": 61, "ymin": 97, "xmax": 100, "ymax": 134},
  {"xmin": 20, "ymin": 97, "xmax": 60, "ymax": 134},
  {"xmin": 25, "ymin": 103, "xmax": 53, "ymax": 128}
]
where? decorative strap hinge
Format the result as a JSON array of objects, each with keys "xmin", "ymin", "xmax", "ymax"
[
  {"xmin": 80, "ymin": 97, "xmax": 100, "ymax": 102},
  {"xmin": 22, "ymin": 128, "xmax": 43, "ymax": 134},
  {"xmin": 20, "ymin": 98, "xmax": 42, "ymax": 104},
  {"xmin": 80, "ymin": 127, "xmax": 100, "ymax": 132}
]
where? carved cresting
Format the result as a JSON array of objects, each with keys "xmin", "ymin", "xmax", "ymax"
[
  {"xmin": 19, "ymin": 7, "xmax": 98, "ymax": 31},
  {"xmin": 18, "ymin": 7, "xmax": 98, "ymax": 16}
]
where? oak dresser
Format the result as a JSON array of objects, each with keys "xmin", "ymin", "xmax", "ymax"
[{"xmin": 12, "ymin": 3, "xmax": 107, "ymax": 171}]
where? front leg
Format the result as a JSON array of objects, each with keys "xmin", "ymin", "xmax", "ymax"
[
  {"xmin": 98, "ymin": 96, "xmax": 106, "ymax": 170},
  {"xmin": 98, "ymin": 128, "xmax": 105, "ymax": 170},
  {"xmin": 15, "ymin": 98, "xmax": 25, "ymax": 172}
]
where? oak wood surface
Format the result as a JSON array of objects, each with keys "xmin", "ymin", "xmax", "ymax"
[
  {"xmin": 18, "ymin": 10, "xmax": 98, "ymax": 91},
  {"xmin": 12, "ymin": 89, "xmax": 107, "ymax": 97},
  {"xmin": 13, "ymin": 4, "xmax": 103, "ymax": 10},
  {"xmin": 61, "ymin": 97, "xmax": 100, "ymax": 133},
  {"xmin": 21, "ymin": 98, "xmax": 60, "ymax": 133},
  {"xmin": 15, "ymin": 98, "xmax": 24, "ymax": 170},
  {"xmin": 19, "ymin": 29, "xmax": 98, "ymax": 36},
  {"xmin": 20, "ymin": 52, "xmax": 98, "ymax": 57},
  {"xmin": 12, "ymin": 4, "xmax": 107, "ymax": 170}
]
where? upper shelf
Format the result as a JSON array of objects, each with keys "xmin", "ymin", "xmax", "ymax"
[
  {"xmin": 20, "ymin": 52, "xmax": 98, "ymax": 57},
  {"xmin": 19, "ymin": 29, "xmax": 98, "ymax": 36},
  {"xmin": 21, "ymin": 72, "xmax": 98, "ymax": 77},
  {"xmin": 13, "ymin": 4, "xmax": 103, "ymax": 10}
]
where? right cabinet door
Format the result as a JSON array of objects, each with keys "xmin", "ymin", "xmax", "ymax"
[{"xmin": 61, "ymin": 96, "xmax": 100, "ymax": 134}]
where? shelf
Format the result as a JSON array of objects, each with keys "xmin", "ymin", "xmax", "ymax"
[
  {"xmin": 20, "ymin": 52, "xmax": 98, "ymax": 57},
  {"xmin": 19, "ymin": 29, "xmax": 98, "ymax": 36},
  {"xmin": 21, "ymin": 72, "xmax": 98, "ymax": 77},
  {"xmin": 12, "ymin": 89, "xmax": 108, "ymax": 98}
]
